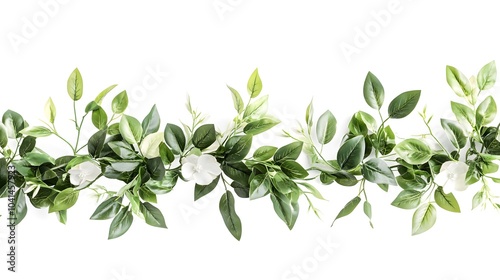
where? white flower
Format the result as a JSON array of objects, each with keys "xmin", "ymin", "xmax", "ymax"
[
  {"xmin": 68, "ymin": 161, "xmax": 101, "ymax": 187},
  {"xmin": 434, "ymin": 161, "xmax": 469, "ymax": 193},
  {"xmin": 181, "ymin": 154, "xmax": 222, "ymax": 185}
]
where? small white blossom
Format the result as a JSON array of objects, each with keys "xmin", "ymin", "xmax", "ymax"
[
  {"xmin": 434, "ymin": 161, "xmax": 469, "ymax": 193},
  {"xmin": 68, "ymin": 161, "xmax": 101, "ymax": 187},
  {"xmin": 181, "ymin": 154, "xmax": 222, "ymax": 185}
]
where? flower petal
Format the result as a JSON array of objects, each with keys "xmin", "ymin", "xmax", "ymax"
[
  {"xmin": 198, "ymin": 154, "xmax": 222, "ymax": 175},
  {"xmin": 453, "ymin": 173, "xmax": 468, "ymax": 191},
  {"xmin": 194, "ymin": 171, "xmax": 215, "ymax": 186},
  {"xmin": 181, "ymin": 162, "xmax": 196, "ymax": 180},
  {"xmin": 182, "ymin": 155, "xmax": 199, "ymax": 166},
  {"xmin": 439, "ymin": 161, "xmax": 454, "ymax": 173},
  {"xmin": 448, "ymin": 161, "xmax": 468, "ymax": 175},
  {"xmin": 434, "ymin": 171, "xmax": 449, "ymax": 187}
]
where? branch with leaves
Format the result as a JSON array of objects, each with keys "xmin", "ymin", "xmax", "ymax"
[{"xmin": 1, "ymin": 61, "xmax": 499, "ymax": 240}]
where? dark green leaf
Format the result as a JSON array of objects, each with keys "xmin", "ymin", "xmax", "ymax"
[
  {"xmin": 88, "ymin": 129, "xmax": 107, "ymax": 158},
  {"xmin": 0, "ymin": 158, "xmax": 7, "ymax": 197},
  {"xmin": 440, "ymin": 119, "xmax": 467, "ymax": 149},
  {"xmin": 0, "ymin": 124, "xmax": 8, "ymax": 148},
  {"xmin": 13, "ymin": 189, "xmax": 27, "ymax": 225},
  {"xmin": 388, "ymin": 90, "xmax": 421, "ymax": 119},
  {"xmin": 90, "ymin": 196, "xmax": 123, "ymax": 220},
  {"xmin": 19, "ymin": 136, "xmax": 36, "ymax": 157},
  {"xmin": 2, "ymin": 110, "xmax": 25, "ymax": 138},
  {"xmin": 140, "ymin": 202, "xmax": 167, "ymax": 228},
  {"xmin": 362, "ymin": 158, "xmax": 396, "ymax": 185},
  {"xmin": 108, "ymin": 206, "xmax": 133, "ymax": 239},
  {"xmin": 192, "ymin": 124, "xmax": 216, "ymax": 150},
  {"xmin": 24, "ymin": 152, "xmax": 55, "ymax": 166},
  {"xmin": 142, "ymin": 105, "xmax": 161, "ymax": 137},
  {"xmin": 108, "ymin": 141, "xmax": 137, "ymax": 160},
  {"xmin": 396, "ymin": 176, "xmax": 427, "ymax": 190},
  {"xmin": 270, "ymin": 192, "xmax": 296, "ymax": 229},
  {"xmin": 194, "ymin": 175, "xmax": 220, "ymax": 201},
  {"xmin": 159, "ymin": 142, "xmax": 174, "ymax": 165},
  {"xmin": 146, "ymin": 157, "xmax": 165, "ymax": 181},
  {"xmin": 363, "ymin": 71, "xmax": 384, "ymax": 109},
  {"xmin": 273, "ymin": 141, "xmax": 303, "ymax": 163},
  {"xmin": 220, "ymin": 191, "xmax": 242, "ymax": 240},
  {"xmin": 337, "ymin": 135, "xmax": 365, "ymax": 170},
  {"xmin": 225, "ymin": 135, "xmax": 252, "ymax": 163},
  {"xmin": 139, "ymin": 186, "xmax": 157, "ymax": 204},
  {"xmin": 249, "ymin": 174, "xmax": 270, "ymax": 200},
  {"xmin": 280, "ymin": 160, "xmax": 309, "ymax": 179},
  {"xmin": 164, "ymin": 123, "xmax": 186, "ymax": 155}
]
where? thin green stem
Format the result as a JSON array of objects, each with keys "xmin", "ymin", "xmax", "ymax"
[{"xmin": 423, "ymin": 119, "xmax": 453, "ymax": 159}]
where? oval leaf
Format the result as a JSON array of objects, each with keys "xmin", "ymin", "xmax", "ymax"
[
  {"xmin": 477, "ymin": 61, "xmax": 496, "ymax": 91},
  {"xmin": 108, "ymin": 206, "xmax": 133, "ymax": 239},
  {"xmin": 316, "ymin": 110, "xmax": 337, "ymax": 144},
  {"xmin": 192, "ymin": 124, "xmax": 216, "ymax": 150},
  {"xmin": 388, "ymin": 90, "xmax": 421, "ymax": 119},
  {"xmin": 394, "ymin": 139, "xmax": 432, "ymax": 165},
  {"xmin": 164, "ymin": 123, "xmax": 186, "ymax": 155},
  {"xmin": 219, "ymin": 191, "xmax": 242, "ymax": 240},
  {"xmin": 412, "ymin": 203, "xmax": 437, "ymax": 235},
  {"xmin": 362, "ymin": 158, "xmax": 397, "ymax": 185},
  {"xmin": 363, "ymin": 71, "xmax": 385, "ymax": 109},
  {"xmin": 337, "ymin": 136, "xmax": 365, "ymax": 170},
  {"xmin": 111, "ymin": 90, "xmax": 128, "ymax": 114},
  {"xmin": 331, "ymin": 196, "xmax": 361, "ymax": 226}
]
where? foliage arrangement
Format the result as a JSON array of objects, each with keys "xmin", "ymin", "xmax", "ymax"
[{"xmin": 1, "ymin": 61, "xmax": 499, "ymax": 240}]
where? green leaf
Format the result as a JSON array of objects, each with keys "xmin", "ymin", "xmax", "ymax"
[
  {"xmin": 412, "ymin": 203, "xmax": 437, "ymax": 235},
  {"xmin": 164, "ymin": 123, "xmax": 186, "ymax": 155},
  {"xmin": 243, "ymin": 95, "xmax": 268, "ymax": 120},
  {"xmin": 472, "ymin": 190, "xmax": 485, "ymax": 210},
  {"xmin": 391, "ymin": 190, "xmax": 422, "ymax": 209},
  {"xmin": 227, "ymin": 85, "xmax": 244, "ymax": 114},
  {"xmin": 108, "ymin": 206, "xmax": 133, "ymax": 239},
  {"xmin": 20, "ymin": 126, "xmax": 52, "ymax": 138},
  {"xmin": 13, "ymin": 189, "xmax": 27, "ymax": 225},
  {"xmin": 24, "ymin": 152, "xmax": 55, "ymax": 166},
  {"xmin": 376, "ymin": 125, "xmax": 396, "ymax": 155},
  {"xmin": 348, "ymin": 113, "xmax": 368, "ymax": 136},
  {"xmin": 0, "ymin": 158, "xmax": 7, "ymax": 197},
  {"xmin": 247, "ymin": 68, "xmax": 263, "ymax": 98},
  {"xmin": 225, "ymin": 135, "xmax": 252, "ymax": 162},
  {"xmin": 90, "ymin": 196, "xmax": 123, "ymax": 220},
  {"xmin": 88, "ymin": 129, "xmax": 107, "ymax": 158},
  {"xmin": 95, "ymin": 84, "xmax": 118, "ymax": 105},
  {"xmin": 446, "ymin": 65, "xmax": 472, "ymax": 97},
  {"xmin": 434, "ymin": 187, "xmax": 461, "ymax": 213},
  {"xmin": 49, "ymin": 188, "xmax": 79, "ymax": 213},
  {"xmin": 92, "ymin": 107, "xmax": 108, "ymax": 130},
  {"xmin": 273, "ymin": 141, "xmax": 303, "ymax": 163},
  {"xmin": 363, "ymin": 71, "xmax": 385, "ymax": 109},
  {"xmin": 394, "ymin": 139, "xmax": 432, "ymax": 165},
  {"xmin": 253, "ymin": 146, "xmax": 277, "ymax": 161},
  {"xmin": 280, "ymin": 160, "xmax": 309, "ymax": 179},
  {"xmin": 67, "ymin": 68, "xmax": 83, "ymax": 101},
  {"xmin": 222, "ymin": 162, "xmax": 251, "ymax": 183},
  {"xmin": 159, "ymin": 142, "xmax": 174, "ymax": 165},
  {"xmin": 244, "ymin": 118, "xmax": 279, "ymax": 135},
  {"xmin": 119, "ymin": 115, "xmax": 143, "ymax": 145},
  {"xmin": 363, "ymin": 201, "xmax": 373, "ymax": 228},
  {"xmin": 451, "ymin": 101, "xmax": 475, "ymax": 127},
  {"xmin": 139, "ymin": 186, "xmax": 158, "ymax": 204},
  {"xmin": 396, "ymin": 176, "xmax": 427, "ymax": 190},
  {"xmin": 219, "ymin": 191, "xmax": 242, "ymax": 240},
  {"xmin": 107, "ymin": 123, "xmax": 120, "ymax": 135},
  {"xmin": 2, "ymin": 110, "xmax": 25, "ymax": 138},
  {"xmin": 140, "ymin": 202, "xmax": 167, "ymax": 228},
  {"xmin": 477, "ymin": 60, "xmax": 497, "ymax": 90},
  {"xmin": 297, "ymin": 182, "xmax": 326, "ymax": 200},
  {"xmin": 192, "ymin": 124, "xmax": 216, "ymax": 150},
  {"xmin": 362, "ymin": 158, "xmax": 397, "ymax": 185},
  {"xmin": 19, "ymin": 136, "xmax": 36, "ymax": 157},
  {"xmin": 85, "ymin": 101, "xmax": 100, "ymax": 113},
  {"xmin": 146, "ymin": 157, "xmax": 165, "ymax": 181},
  {"xmin": 337, "ymin": 136, "xmax": 365, "ymax": 170},
  {"xmin": 271, "ymin": 172, "xmax": 295, "ymax": 194},
  {"xmin": 56, "ymin": 210, "xmax": 67, "ymax": 225},
  {"xmin": 44, "ymin": 97, "xmax": 56, "ymax": 123},
  {"xmin": 142, "ymin": 105, "xmax": 161, "ymax": 138},
  {"xmin": 316, "ymin": 110, "xmax": 337, "ymax": 144},
  {"xmin": 0, "ymin": 124, "xmax": 7, "ymax": 148},
  {"xmin": 194, "ymin": 176, "xmax": 220, "ymax": 201},
  {"xmin": 440, "ymin": 119, "xmax": 466, "ymax": 149},
  {"xmin": 331, "ymin": 196, "xmax": 361, "ymax": 226},
  {"xmin": 108, "ymin": 141, "xmax": 137, "ymax": 159},
  {"xmin": 111, "ymin": 90, "xmax": 128, "ymax": 114},
  {"xmin": 476, "ymin": 96, "xmax": 497, "ymax": 126},
  {"xmin": 249, "ymin": 174, "xmax": 271, "ymax": 200},
  {"xmin": 388, "ymin": 90, "xmax": 421, "ymax": 119},
  {"xmin": 270, "ymin": 192, "xmax": 296, "ymax": 229},
  {"xmin": 305, "ymin": 99, "xmax": 314, "ymax": 132}
]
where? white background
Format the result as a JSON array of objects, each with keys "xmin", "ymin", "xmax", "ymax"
[{"xmin": 1, "ymin": 1, "xmax": 500, "ymax": 279}]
